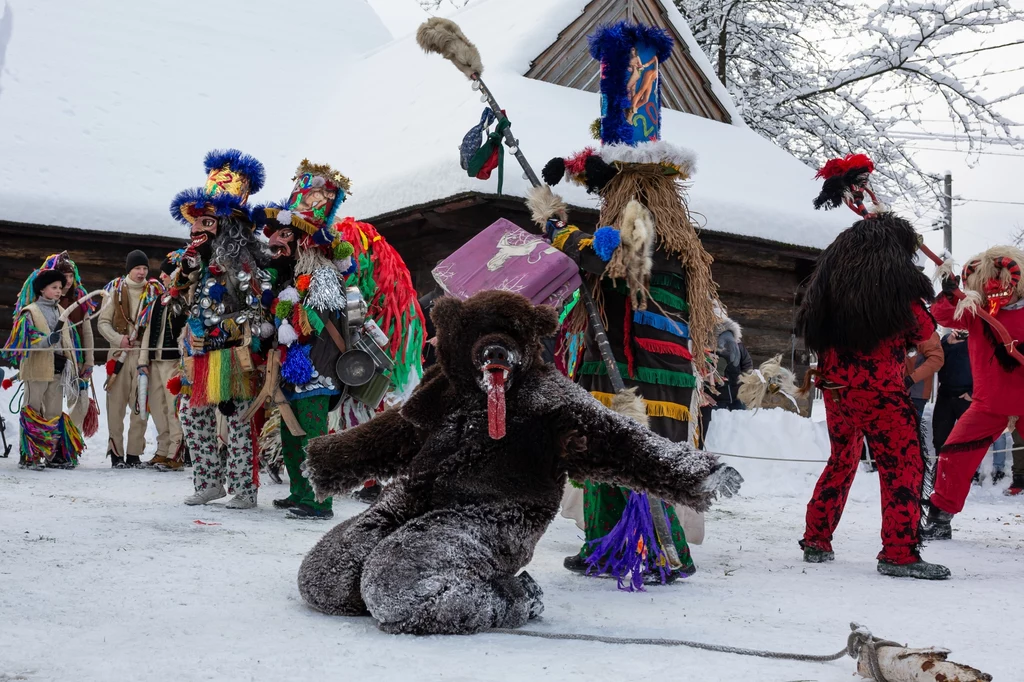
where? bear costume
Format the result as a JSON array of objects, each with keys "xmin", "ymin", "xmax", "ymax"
[{"xmin": 299, "ymin": 290, "xmax": 740, "ymax": 635}]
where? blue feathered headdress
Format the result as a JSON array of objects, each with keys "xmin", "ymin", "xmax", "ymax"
[
  {"xmin": 589, "ymin": 22, "xmax": 674, "ymax": 146},
  {"xmin": 169, "ymin": 149, "xmax": 265, "ymax": 226}
]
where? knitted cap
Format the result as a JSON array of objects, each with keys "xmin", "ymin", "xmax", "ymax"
[{"xmin": 126, "ymin": 250, "xmax": 149, "ymax": 273}]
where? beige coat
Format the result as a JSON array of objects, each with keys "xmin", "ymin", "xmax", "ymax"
[
  {"xmin": 97, "ymin": 277, "xmax": 150, "ymax": 366},
  {"xmin": 17, "ymin": 303, "xmax": 78, "ymax": 382}
]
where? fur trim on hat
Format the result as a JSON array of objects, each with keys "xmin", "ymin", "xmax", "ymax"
[
  {"xmin": 32, "ymin": 269, "xmax": 65, "ymax": 296},
  {"xmin": 714, "ymin": 316, "xmax": 742, "ymax": 343},
  {"xmin": 598, "ymin": 141, "xmax": 697, "ymax": 177}
]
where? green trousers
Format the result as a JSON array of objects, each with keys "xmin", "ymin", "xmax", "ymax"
[
  {"xmin": 578, "ymin": 482, "xmax": 694, "ymax": 573},
  {"xmin": 282, "ymin": 394, "xmax": 332, "ymax": 512}
]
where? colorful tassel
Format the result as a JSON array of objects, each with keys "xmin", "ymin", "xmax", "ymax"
[{"xmin": 584, "ymin": 490, "xmax": 667, "ymax": 591}]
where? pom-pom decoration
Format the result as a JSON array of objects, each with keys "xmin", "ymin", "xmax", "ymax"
[
  {"xmin": 274, "ymin": 299, "xmax": 294, "ymax": 321},
  {"xmin": 593, "ymin": 226, "xmax": 622, "ymax": 262},
  {"xmin": 166, "ymin": 375, "xmax": 183, "ymax": 396},
  {"xmin": 278, "ymin": 319, "xmax": 298, "ymax": 346},
  {"xmin": 259, "ymin": 321, "xmax": 276, "ymax": 339},
  {"xmin": 276, "ymin": 210, "xmax": 293, "ymax": 225},
  {"xmin": 296, "ymin": 275, "xmax": 312, "ymax": 294},
  {"xmin": 1, "ymin": 378, "xmax": 13, "ymax": 390},
  {"xmin": 334, "ymin": 240, "xmax": 355, "ymax": 260},
  {"xmin": 280, "ymin": 343, "xmax": 314, "ymax": 386},
  {"xmin": 541, "ymin": 157, "xmax": 566, "ymax": 186},
  {"xmin": 208, "ymin": 282, "xmax": 226, "ymax": 302},
  {"xmin": 278, "ymin": 287, "xmax": 301, "ymax": 304}
]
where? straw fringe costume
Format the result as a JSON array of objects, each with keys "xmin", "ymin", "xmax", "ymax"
[{"xmin": 529, "ymin": 22, "xmax": 722, "ymax": 583}]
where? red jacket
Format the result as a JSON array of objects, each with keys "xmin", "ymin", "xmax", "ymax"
[
  {"xmin": 820, "ymin": 301, "xmax": 935, "ymax": 393},
  {"xmin": 932, "ymin": 295, "xmax": 1024, "ymax": 416}
]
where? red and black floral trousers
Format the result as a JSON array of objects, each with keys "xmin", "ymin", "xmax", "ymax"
[{"xmin": 803, "ymin": 388, "xmax": 924, "ymax": 564}]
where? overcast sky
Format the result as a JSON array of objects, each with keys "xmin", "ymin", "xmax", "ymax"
[{"xmin": 367, "ymin": 0, "xmax": 1024, "ymax": 266}]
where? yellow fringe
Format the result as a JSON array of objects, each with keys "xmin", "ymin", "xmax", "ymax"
[
  {"xmin": 207, "ymin": 349, "xmax": 224, "ymax": 402},
  {"xmin": 578, "ymin": 238, "xmax": 594, "ymax": 250},
  {"xmin": 590, "ymin": 391, "xmax": 691, "ymax": 423},
  {"xmin": 298, "ymin": 307, "xmax": 313, "ymax": 336}
]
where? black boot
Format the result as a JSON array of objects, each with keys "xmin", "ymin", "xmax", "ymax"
[
  {"xmin": 518, "ymin": 571, "xmax": 544, "ymax": 620},
  {"xmin": 877, "ymin": 559, "xmax": 951, "ymax": 580},
  {"xmin": 1005, "ymin": 474, "xmax": 1024, "ymax": 496},
  {"xmin": 110, "ymin": 452, "xmax": 125, "ymax": 469},
  {"xmin": 273, "ymin": 497, "xmax": 298, "ymax": 509},
  {"xmin": 800, "ymin": 540, "xmax": 835, "ymax": 563},
  {"xmin": 919, "ymin": 505, "xmax": 954, "ymax": 540},
  {"xmin": 125, "ymin": 455, "xmax": 143, "ymax": 469},
  {"xmin": 286, "ymin": 503, "xmax": 334, "ymax": 520},
  {"xmin": 563, "ymin": 554, "xmax": 587, "ymax": 574}
]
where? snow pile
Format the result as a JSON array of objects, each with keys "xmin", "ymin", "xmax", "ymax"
[
  {"xmin": 0, "ymin": 0, "xmax": 391, "ymax": 236},
  {"xmin": 1, "ymin": 376, "xmax": 1021, "ymax": 680},
  {"xmin": 304, "ymin": 0, "xmax": 852, "ymax": 248}
]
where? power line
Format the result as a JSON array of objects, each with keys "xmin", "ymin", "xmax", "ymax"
[
  {"xmin": 907, "ymin": 40, "xmax": 1024, "ymax": 60},
  {"xmin": 903, "ymin": 145, "xmax": 1024, "ymax": 158},
  {"xmin": 959, "ymin": 197, "xmax": 1024, "ymax": 206}
]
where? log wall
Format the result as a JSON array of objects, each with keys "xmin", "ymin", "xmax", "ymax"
[{"xmin": 0, "ymin": 220, "xmax": 185, "ymax": 365}]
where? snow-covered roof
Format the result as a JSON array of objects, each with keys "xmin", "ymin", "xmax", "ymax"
[
  {"xmin": 303, "ymin": 0, "xmax": 850, "ymax": 250},
  {"xmin": 0, "ymin": 0, "xmax": 391, "ymax": 237}
]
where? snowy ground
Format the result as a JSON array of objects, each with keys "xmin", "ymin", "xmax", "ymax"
[{"xmin": 1, "ymin": 381, "xmax": 1020, "ymax": 681}]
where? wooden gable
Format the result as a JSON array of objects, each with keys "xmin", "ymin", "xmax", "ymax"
[{"xmin": 525, "ymin": 0, "xmax": 731, "ymax": 123}]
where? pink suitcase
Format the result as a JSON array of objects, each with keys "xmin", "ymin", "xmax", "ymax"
[{"xmin": 431, "ymin": 218, "xmax": 581, "ymax": 309}]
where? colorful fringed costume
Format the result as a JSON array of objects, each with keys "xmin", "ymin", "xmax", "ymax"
[
  {"xmin": 168, "ymin": 149, "xmax": 274, "ymax": 507},
  {"xmin": 923, "ymin": 247, "xmax": 1024, "ymax": 530},
  {"xmin": 528, "ymin": 22, "xmax": 722, "ymax": 586},
  {"xmin": 2, "ymin": 268, "xmax": 88, "ymax": 469},
  {"xmin": 796, "ymin": 155, "xmax": 949, "ymax": 580},
  {"xmin": 253, "ymin": 161, "xmax": 425, "ymax": 517},
  {"xmin": 335, "ymin": 217, "xmax": 426, "ymax": 397},
  {"xmin": 256, "ymin": 159, "xmax": 359, "ymax": 517}
]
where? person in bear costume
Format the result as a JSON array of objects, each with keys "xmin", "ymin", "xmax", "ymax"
[{"xmin": 298, "ymin": 290, "xmax": 741, "ymax": 635}]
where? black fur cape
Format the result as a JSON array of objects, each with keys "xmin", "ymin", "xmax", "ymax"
[{"xmin": 797, "ymin": 213, "xmax": 935, "ymax": 354}]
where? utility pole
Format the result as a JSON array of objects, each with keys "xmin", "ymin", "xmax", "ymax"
[{"xmin": 943, "ymin": 172, "xmax": 953, "ymax": 253}]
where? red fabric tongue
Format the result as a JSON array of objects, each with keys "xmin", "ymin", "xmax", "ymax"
[{"xmin": 486, "ymin": 369, "xmax": 506, "ymax": 440}]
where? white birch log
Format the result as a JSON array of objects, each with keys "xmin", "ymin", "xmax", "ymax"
[{"xmin": 857, "ymin": 645, "xmax": 993, "ymax": 681}]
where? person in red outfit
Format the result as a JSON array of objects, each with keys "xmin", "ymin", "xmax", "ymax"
[
  {"xmin": 795, "ymin": 154, "xmax": 950, "ymax": 580},
  {"xmin": 921, "ymin": 246, "xmax": 1024, "ymax": 538}
]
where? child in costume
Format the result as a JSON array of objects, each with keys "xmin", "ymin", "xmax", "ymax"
[
  {"xmin": 2, "ymin": 269, "xmax": 87, "ymax": 469},
  {"xmin": 921, "ymin": 246, "xmax": 1024, "ymax": 537},
  {"xmin": 45, "ymin": 252, "xmax": 99, "ymax": 429},
  {"xmin": 796, "ymin": 154, "xmax": 949, "ymax": 580},
  {"xmin": 528, "ymin": 22, "xmax": 725, "ymax": 586},
  {"xmin": 168, "ymin": 149, "xmax": 273, "ymax": 509},
  {"xmin": 97, "ymin": 250, "xmax": 161, "ymax": 468}
]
